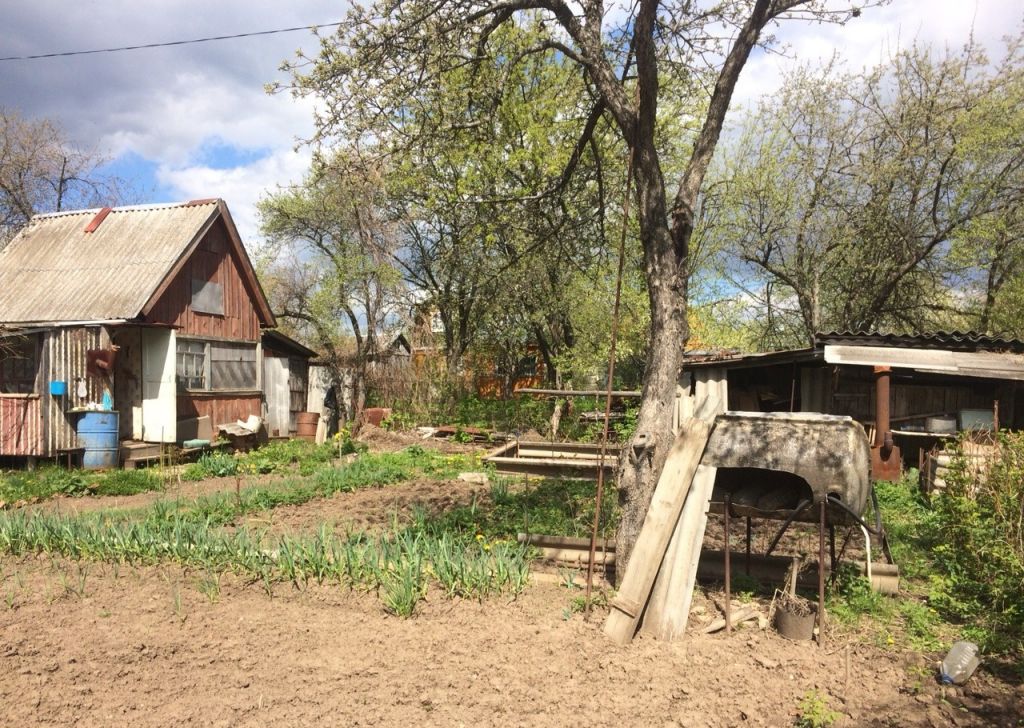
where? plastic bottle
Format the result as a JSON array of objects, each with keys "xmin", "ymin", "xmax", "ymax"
[{"xmin": 940, "ymin": 641, "xmax": 980, "ymax": 685}]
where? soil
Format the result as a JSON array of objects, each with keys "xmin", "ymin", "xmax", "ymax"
[
  {"xmin": 1, "ymin": 558, "xmax": 1020, "ymax": 728},
  {"xmin": 242, "ymin": 477, "xmax": 489, "ymax": 537},
  {"xmin": 2, "ymin": 440, "xmax": 1020, "ymax": 724},
  {"xmin": 355, "ymin": 424, "xmax": 483, "ymax": 454}
]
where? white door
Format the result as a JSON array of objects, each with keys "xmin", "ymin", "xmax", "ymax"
[
  {"xmin": 263, "ymin": 355, "xmax": 289, "ymax": 437},
  {"xmin": 141, "ymin": 328, "xmax": 177, "ymax": 443}
]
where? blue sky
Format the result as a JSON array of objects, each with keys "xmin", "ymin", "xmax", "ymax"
[{"xmin": 1, "ymin": 1, "xmax": 1020, "ymax": 249}]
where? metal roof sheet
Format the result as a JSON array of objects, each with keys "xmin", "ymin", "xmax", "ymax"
[
  {"xmin": 0, "ymin": 201, "xmax": 219, "ymax": 323},
  {"xmin": 815, "ymin": 330, "xmax": 1024, "ymax": 353}
]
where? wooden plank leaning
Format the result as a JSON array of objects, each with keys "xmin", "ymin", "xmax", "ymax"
[
  {"xmin": 640, "ymin": 462, "xmax": 717, "ymax": 639},
  {"xmin": 641, "ymin": 395, "xmax": 723, "ymax": 640},
  {"xmin": 603, "ymin": 413, "xmax": 715, "ymax": 646}
]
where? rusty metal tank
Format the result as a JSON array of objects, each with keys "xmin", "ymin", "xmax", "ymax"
[{"xmin": 702, "ymin": 411, "xmax": 872, "ymax": 524}]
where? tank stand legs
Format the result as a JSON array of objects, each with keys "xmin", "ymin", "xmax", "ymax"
[
  {"xmin": 745, "ymin": 516, "xmax": 752, "ymax": 576},
  {"xmin": 724, "ymin": 493, "xmax": 732, "ymax": 634},
  {"xmin": 818, "ymin": 500, "xmax": 826, "ymax": 648}
]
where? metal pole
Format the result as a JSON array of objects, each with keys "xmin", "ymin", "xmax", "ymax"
[
  {"xmin": 724, "ymin": 493, "xmax": 732, "ymax": 634},
  {"xmin": 818, "ymin": 499, "xmax": 826, "ymax": 648},
  {"xmin": 829, "ymin": 523, "xmax": 837, "ymax": 588},
  {"xmin": 745, "ymin": 516, "xmax": 752, "ymax": 576},
  {"xmin": 585, "ymin": 147, "xmax": 634, "ymax": 612}
]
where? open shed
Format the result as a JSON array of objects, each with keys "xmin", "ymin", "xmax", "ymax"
[{"xmin": 679, "ymin": 331, "xmax": 1024, "ymax": 478}]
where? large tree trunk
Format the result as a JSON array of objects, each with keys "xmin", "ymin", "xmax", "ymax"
[
  {"xmin": 614, "ymin": 140, "xmax": 689, "ymax": 576},
  {"xmin": 612, "ymin": 0, "xmax": 776, "ymax": 580}
]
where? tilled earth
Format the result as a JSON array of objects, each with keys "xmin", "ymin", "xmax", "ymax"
[{"xmin": 1, "ymin": 555, "xmax": 1020, "ymax": 728}]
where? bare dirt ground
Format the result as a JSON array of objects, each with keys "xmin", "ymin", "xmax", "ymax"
[
  {"xmin": 3, "ymin": 436, "xmax": 1020, "ymax": 726},
  {"xmin": 242, "ymin": 477, "xmax": 489, "ymax": 536},
  {"xmin": 1, "ymin": 557, "xmax": 1020, "ymax": 728}
]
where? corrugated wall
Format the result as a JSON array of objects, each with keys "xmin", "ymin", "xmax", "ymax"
[
  {"xmin": 146, "ymin": 221, "xmax": 262, "ymax": 341},
  {"xmin": 44, "ymin": 327, "xmax": 103, "ymax": 454},
  {"xmin": 0, "ymin": 397, "xmax": 43, "ymax": 456}
]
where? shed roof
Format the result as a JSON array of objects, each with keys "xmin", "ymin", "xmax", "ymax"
[
  {"xmin": 0, "ymin": 199, "xmax": 274, "ymax": 326},
  {"xmin": 262, "ymin": 329, "xmax": 319, "ymax": 359},
  {"xmin": 683, "ymin": 331, "xmax": 1024, "ymax": 380}
]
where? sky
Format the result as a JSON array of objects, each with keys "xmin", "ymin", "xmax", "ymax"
[{"xmin": 1, "ymin": 1, "xmax": 1021, "ymax": 249}]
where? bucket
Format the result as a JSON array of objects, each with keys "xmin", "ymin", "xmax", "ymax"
[
  {"xmin": 295, "ymin": 412, "xmax": 320, "ymax": 441},
  {"xmin": 78, "ymin": 411, "xmax": 120, "ymax": 469},
  {"xmin": 773, "ymin": 598, "xmax": 817, "ymax": 641}
]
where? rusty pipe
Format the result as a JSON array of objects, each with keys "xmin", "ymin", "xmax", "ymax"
[{"xmin": 873, "ymin": 366, "xmax": 893, "ymax": 456}]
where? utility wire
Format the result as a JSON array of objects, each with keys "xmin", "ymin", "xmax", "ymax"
[{"xmin": 0, "ymin": 22, "xmax": 341, "ymax": 62}]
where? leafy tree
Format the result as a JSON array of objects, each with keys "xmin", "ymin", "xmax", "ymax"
[
  {"xmin": 259, "ymin": 155, "xmax": 405, "ymax": 424},
  {"xmin": 280, "ymin": 0, "xmax": 876, "ymax": 572},
  {"xmin": 711, "ymin": 37, "xmax": 1024, "ymax": 344},
  {"xmin": 0, "ymin": 108, "xmax": 125, "ymax": 245},
  {"xmin": 383, "ymin": 20, "xmax": 616, "ymax": 386}
]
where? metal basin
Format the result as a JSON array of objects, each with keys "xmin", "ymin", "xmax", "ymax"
[{"xmin": 702, "ymin": 411, "xmax": 872, "ymax": 523}]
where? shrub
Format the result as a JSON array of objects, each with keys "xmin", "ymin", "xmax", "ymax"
[
  {"xmin": 927, "ymin": 432, "xmax": 1024, "ymax": 651},
  {"xmin": 92, "ymin": 469, "xmax": 162, "ymax": 497}
]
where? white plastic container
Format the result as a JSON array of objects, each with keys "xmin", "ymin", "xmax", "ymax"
[
  {"xmin": 959, "ymin": 409, "xmax": 994, "ymax": 431},
  {"xmin": 925, "ymin": 416, "xmax": 957, "ymax": 434},
  {"xmin": 940, "ymin": 641, "xmax": 981, "ymax": 685}
]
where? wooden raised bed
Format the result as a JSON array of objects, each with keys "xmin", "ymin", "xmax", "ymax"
[{"xmin": 483, "ymin": 440, "xmax": 620, "ymax": 480}]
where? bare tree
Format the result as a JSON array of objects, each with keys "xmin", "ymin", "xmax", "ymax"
[
  {"xmin": 259, "ymin": 155, "xmax": 404, "ymax": 426},
  {"xmin": 0, "ymin": 108, "xmax": 126, "ymax": 246}
]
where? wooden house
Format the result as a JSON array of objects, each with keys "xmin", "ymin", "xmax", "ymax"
[
  {"xmin": 0, "ymin": 199, "xmax": 283, "ymax": 464},
  {"xmin": 679, "ymin": 331, "xmax": 1024, "ymax": 479}
]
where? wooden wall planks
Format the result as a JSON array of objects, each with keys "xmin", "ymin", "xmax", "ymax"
[{"xmin": 145, "ymin": 220, "xmax": 261, "ymax": 342}]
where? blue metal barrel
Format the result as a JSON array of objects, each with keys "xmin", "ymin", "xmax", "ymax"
[{"xmin": 78, "ymin": 411, "xmax": 120, "ymax": 470}]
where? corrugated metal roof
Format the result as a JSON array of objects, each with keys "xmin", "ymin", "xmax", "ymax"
[
  {"xmin": 0, "ymin": 201, "xmax": 219, "ymax": 323},
  {"xmin": 815, "ymin": 330, "xmax": 1024, "ymax": 353}
]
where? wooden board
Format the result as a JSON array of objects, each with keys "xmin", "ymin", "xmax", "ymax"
[
  {"xmin": 640, "ymin": 462, "xmax": 717, "ymax": 640},
  {"xmin": 603, "ymin": 417, "xmax": 713, "ymax": 646}
]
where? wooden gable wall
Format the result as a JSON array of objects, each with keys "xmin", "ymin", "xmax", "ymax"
[{"xmin": 145, "ymin": 219, "xmax": 262, "ymax": 342}]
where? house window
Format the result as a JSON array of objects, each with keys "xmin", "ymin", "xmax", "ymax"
[
  {"xmin": 176, "ymin": 340, "xmax": 206, "ymax": 390},
  {"xmin": 191, "ymin": 277, "xmax": 225, "ymax": 316},
  {"xmin": 0, "ymin": 335, "xmax": 38, "ymax": 394},
  {"xmin": 176, "ymin": 339, "xmax": 257, "ymax": 391},
  {"xmin": 210, "ymin": 342, "xmax": 257, "ymax": 390}
]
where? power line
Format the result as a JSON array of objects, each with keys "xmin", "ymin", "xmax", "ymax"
[{"xmin": 0, "ymin": 22, "xmax": 342, "ymax": 62}]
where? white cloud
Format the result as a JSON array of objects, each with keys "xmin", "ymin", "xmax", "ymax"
[
  {"xmin": 157, "ymin": 145, "xmax": 313, "ymax": 247},
  {"xmin": 734, "ymin": 0, "xmax": 1023, "ymax": 110},
  {"xmin": 0, "ymin": 0, "xmax": 333, "ymax": 244}
]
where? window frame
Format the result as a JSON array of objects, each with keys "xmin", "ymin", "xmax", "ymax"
[
  {"xmin": 176, "ymin": 337, "xmax": 260, "ymax": 394},
  {"xmin": 0, "ymin": 334, "xmax": 40, "ymax": 396}
]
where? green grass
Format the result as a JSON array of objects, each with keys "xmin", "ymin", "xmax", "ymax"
[
  {"xmin": 91, "ymin": 470, "xmax": 163, "ymax": 497},
  {"xmin": 0, "ymin": 467, "xmax": 164, "ymax": 503},
  {"xmin": 419, "ymin": 477, "xmax": 620, "ymax": 542},
  {"xmin": 0, "ymin": 505, "xmax": 530, "ymax": 617}
]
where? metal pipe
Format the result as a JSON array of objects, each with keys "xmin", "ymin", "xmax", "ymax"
[
  {"xmin": 745, "ymin": 516, "xmax": 752, "ymax": 576},
  {"xmin": 874, "ymin": 366, "xmax": 893, "ymax": 455},
  {"xmin": 826, "ymin": 494, "xmax": 882, "ymax": 535},
  {"xmin": 829, "ymin": 524, "xmax": 837, "ymax": 588},
  {"xmin": 861, "ymin": 524, "xmax": 872, "ymax": 584},
  {"xmin": 765, "ymin": 499, "xmax": 812, "ymax": 556},
  {"xmin": 724, "ymin": 492, "xmax": 732, "ymax": 634},
  {"xmin": 818, "ymin": 499, "xmax": 826, "ymax": 648},
  {"xmin": 584, "ymin": 144, "xmax": 634, "ymax": 611}
]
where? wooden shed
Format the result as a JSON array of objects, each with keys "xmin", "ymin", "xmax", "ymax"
[
  {"xmin": 679, "ymin": 332, "xmax": 1024, "ymax": 479},
  {"xmin": 0, "ymin": 199, "xmax": 279, "ymax": 464},
  {"xmin": 261, "ymin": 330, "xmax": 317, "ymax": 438}
]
